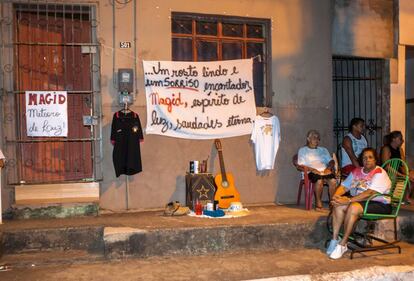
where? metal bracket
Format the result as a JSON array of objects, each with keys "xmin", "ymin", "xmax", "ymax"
[{"xmin": 81, "ymin": 45, "xmax": 97, "ymax": 54}]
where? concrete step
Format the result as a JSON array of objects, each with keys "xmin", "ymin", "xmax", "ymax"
[
  {"xmin": 0, "ymin": 221, "xmax": 327, "ymax": 259},
  {"xmin": 102, "ymin": 222, "xmax": 327, "ymax": 259},
  {"xmin": 11, "ymin": 203, "xmax": 99, "ymax": 219},
  {"xmin": 1, "ymin": 226, "xmax": 104, "ymax": 255},
  {"xmin": 1, "ymin": 205, "xmax": 414, "ymax": 260}
]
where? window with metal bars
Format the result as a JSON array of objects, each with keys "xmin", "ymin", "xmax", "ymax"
[{"xmin": 171, "ymin": 12, "xmax": 271, "ymax": 107}]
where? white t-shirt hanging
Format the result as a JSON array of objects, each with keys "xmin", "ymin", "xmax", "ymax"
[{"xmin": 250, "ymin": 115, "xmax": 281, "ymax": 170}]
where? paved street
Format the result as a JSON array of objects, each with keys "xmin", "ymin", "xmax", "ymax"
[{"xmin": 2, "ymin": 243, "xmax": 414, "ymax": 280}]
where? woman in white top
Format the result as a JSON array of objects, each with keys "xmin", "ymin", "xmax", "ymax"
[
  {"xmin": 297, "ymin": 130, "xmax": 337, "ymax": 211},
  {"xmin": 341, "ymin": 118, "xmax": 367, "ymax": 176},
  {"xmin": 327, "ymin": 148, "xmax": 392, "ymax": 259}
]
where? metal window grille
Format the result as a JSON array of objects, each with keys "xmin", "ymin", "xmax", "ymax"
[
  {"xmin": 171, "ymin": 12, "xmax": 272, "ymax": 107},
  {"xmin": 333, "ymin": 56, "xmax": 388, "ymax": 154}
]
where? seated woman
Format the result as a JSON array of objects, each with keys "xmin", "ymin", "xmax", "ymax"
[
  {"xmin": 341, "ymin": 118, "xmax": 367, "ymax": 176},
  {"xmin": 297, "ymin": 130, "xmax": 337, "ymax": 211},
  {"xmin": 327, "ymin": 148, "xmax": 392, "ymax": 259},
  {"xmin": 380, "ymin": 131, "xmax": 414, "ymax": 203}
]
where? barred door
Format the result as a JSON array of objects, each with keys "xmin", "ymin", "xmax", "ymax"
[
  {"xmin": 0, "ymin": 3, "xmax": 102, "ymax": 184},
  {"xmin": 333, "ymin": 57, "xmax": 389, "ymax": 154}
]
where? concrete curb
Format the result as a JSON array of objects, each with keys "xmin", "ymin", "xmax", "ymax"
[{"xmin": 246, "ymin": 265, "xmax": 414, "ymax": 281}]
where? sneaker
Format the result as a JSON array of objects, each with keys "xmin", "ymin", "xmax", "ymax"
[
  {"xmin": 326, "ymin": 239, "xmax": 339, "ymax": 255},
  {"xmin": 329, "ymin": 244, "xmax": 348, "ymax": 259}
]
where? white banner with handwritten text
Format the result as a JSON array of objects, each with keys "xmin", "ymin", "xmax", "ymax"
[
  {"xmin": 143, "ymin": 59, "xmax": 256, "ymax": 139},
  {"xmin": 25, "ymin": 91, "xmax": 68, "ymax": 137}
]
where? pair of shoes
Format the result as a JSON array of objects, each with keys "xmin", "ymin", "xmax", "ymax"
[
  {"xmin": 329, "ymin": 244, "xmax": 348, "ymax": 259},
  {"xmin": 0, "ymin": 264, "xmax": 11, "ymax": 272},
  {"xmin": 164, "ymin": 201, "xmax": 179, "ymax": 216},
  {"xmin": 326, "ymin": 239, "xmax": 340, "ymax": 255},
  {"xmin": 163, "ymin": 201, "xmax": 190, "ymax": 216}
]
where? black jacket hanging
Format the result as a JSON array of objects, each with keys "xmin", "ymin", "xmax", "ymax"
[{"xmin": 110, "ymin": 110, "xmax": 144, "ymax": 177}]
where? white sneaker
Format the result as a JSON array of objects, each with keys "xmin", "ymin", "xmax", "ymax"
[
  {"xmin": 329, "ymin": 244, "xmax": 348, "ymax": 259},
  {"xmin": 326, "ymin": 239, "xmax": 339, "ymax": 255}
]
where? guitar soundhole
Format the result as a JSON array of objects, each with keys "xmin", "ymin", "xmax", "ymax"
[{"xmin": 222, "ymin": 181, "xmax": 229, "ymax": 187}]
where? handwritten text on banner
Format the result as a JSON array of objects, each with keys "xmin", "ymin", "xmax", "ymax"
[
  {"xmin": 143, "ymin": 59, "xmax": 256, "ymax": 139},
  {"xmin": 25, "ymin": 91, "xmax": 68, "ymax": 137}
]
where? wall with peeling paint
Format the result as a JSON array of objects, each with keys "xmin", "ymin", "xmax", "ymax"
[
  {"xmin": 100, "ymin": 0, "xmax": 334, "ymax": 209},
  {"xmin": 333, "ymin": 0, "xmax": 395, "ymax": 58}
]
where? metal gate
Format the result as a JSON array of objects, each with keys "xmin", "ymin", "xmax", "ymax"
[
  {"xmin": 0, "ymin": 2, "xmax": 102, "ymax": 184},
  {"xmin": 333, "ymin": 56, "xmax": 389, "ymax": 154}
]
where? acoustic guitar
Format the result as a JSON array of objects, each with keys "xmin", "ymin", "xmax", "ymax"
[{"xmin": 214, "ymin": 139, "xmax": 240, "ymax": 209}]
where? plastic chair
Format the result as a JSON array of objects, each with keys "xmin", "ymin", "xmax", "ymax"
[
  {"xmin": 293, "ymin": 154, "xmax": 337, "ymax": 210},
  {"xmin": 292, "ymin": 154, "xmax": 314, "ymax": 210}
]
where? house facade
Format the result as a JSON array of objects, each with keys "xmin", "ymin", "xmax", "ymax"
[{"xmin": 0, "ymin": 0, "xmax": 411, "ymax": 214}]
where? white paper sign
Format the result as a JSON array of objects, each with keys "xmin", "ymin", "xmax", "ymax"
[
  {"xmin": 143, "ymin": 59, "xmax": 256, "ymax": 139},
  {"xmin": 25, "ymin": 91, "xmax": 68, "ymax": 137}
]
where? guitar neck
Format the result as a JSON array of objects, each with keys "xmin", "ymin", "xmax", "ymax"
[{"xmin": 218, "ymin": 150, "xmax": 228, "ymax": 182}]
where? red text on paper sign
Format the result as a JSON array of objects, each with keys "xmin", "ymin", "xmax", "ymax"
[
  {"xmin": 27, "ymin": 92, "xmax": 66, "ymax": 105},
  {"xmin": 150, "ymin": 92, "xmax": 187, "ymax": 113}
]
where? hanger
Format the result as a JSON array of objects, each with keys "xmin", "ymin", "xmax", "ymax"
[
  {"xmin": 252, "ymin": 54, "xmax": 262, "ymax": 62},
  {"xmin": 260, "ymin": 107, "xmax": 273, "ymax": 117},
  {"xmin": 120, "ymin": 102, "xmax": 131, "ymax": 114}
]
